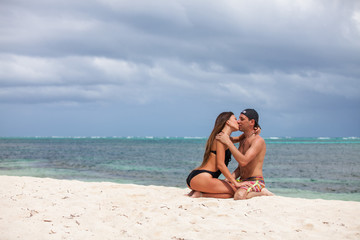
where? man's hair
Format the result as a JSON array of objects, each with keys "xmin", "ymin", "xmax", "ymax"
[{"xmin": 241, "ymin": 109, "xmax": 260, "ymax": 129}]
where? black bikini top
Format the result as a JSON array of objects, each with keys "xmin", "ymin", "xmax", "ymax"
[{"xmin": 210, "ymin": 149, "xmax": 232, "ymax": 166}]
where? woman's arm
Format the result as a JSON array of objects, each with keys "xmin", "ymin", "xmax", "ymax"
[
  {"xmin": 230, "ymin": 136, "xmax": 240, "ymax": 143},
  {"xmin": 230, "ymin": 133, "xmax": 245, "ymax": 143},
  {"xmin": 230, "ymin": 128, "xmax": 260, "ymax": 143},
  {"xmin": 215, "ymin": 141, "xmax": 243, "ymax": 188}
]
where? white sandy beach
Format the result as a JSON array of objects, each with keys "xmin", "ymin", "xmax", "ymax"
[{"xmin": 1, "ymin": 176, "xmax": 360, "ymax": 240}]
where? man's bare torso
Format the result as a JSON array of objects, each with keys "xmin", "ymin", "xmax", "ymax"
[{"xmin": 238, "ymin": 135, "xmax": 266, "ymax": 179}]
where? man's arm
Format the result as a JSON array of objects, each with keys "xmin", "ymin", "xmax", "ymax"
[
  {"xmin": 216, "ymin": 133, "xmax": 265, "ymax": 167},
  {"xmin": 232, "ymin": 166, "xmax": 241, "ymax": 179}
]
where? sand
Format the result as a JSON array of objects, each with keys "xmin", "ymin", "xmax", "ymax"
[{"xmin": 1, "ymin": 175, "xmax": 359, "ymax": 240}]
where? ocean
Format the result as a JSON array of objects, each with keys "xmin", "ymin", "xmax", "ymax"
[{"xmin": 0, "ymin": 137, "xmax": 359, "ymax": 201}]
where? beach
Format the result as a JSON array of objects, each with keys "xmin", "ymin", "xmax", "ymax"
[{"xmin": 1, "ymin": 176, "xmax": 360, "ymax": 240}]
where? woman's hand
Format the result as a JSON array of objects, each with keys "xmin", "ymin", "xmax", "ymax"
[
  {"xmin": 225, "ymin": 179, "xmax": 242, "ymax": 189},
  {"xmin": 234, "ymin": 181, "xmax": 252, "ymax": 189},
  {"xmin": 254, "ymin": 127, "xmax": 261, "ymax": 135},
  {"xmin": 226, "ymin": 179, "xmax": 252, "ymax": 189}
]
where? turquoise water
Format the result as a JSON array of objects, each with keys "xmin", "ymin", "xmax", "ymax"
[{"xmin": 0, "ymin": 137, "xmax": 359, "ymax": 201}]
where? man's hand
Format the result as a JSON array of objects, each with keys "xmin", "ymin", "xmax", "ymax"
[{"xmin": 216, "ymin": 132, "xmax": 232, "ymax": 146}]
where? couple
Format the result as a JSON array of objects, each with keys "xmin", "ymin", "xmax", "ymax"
[{"xmin": 186, "ymin": 109, "xmax": 273, "ymax": 200}]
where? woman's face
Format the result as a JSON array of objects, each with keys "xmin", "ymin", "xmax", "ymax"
[{"xmin": 227, "ymin": 115, "xmax": 239, "ymax": 131}]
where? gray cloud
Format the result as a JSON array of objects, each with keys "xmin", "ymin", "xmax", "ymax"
[{"xmin": 0, "ymin": 0, "xmax": 359, "ymax": 137}]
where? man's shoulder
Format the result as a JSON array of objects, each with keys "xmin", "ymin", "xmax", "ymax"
[{"xmin": 253, "ymin": 135, "xmax": 265, "ymax": 145}]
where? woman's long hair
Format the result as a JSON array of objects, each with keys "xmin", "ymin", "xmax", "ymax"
[{"xmin": 198, "ymin": 111, "xmax": 234, "ymax": 168}]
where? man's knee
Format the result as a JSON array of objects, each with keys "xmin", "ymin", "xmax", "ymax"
[
  {"xmin": 234, "ymin": 190, "xmax": 247, "ymax": 200},
  {"xmin": 261, "ymin": 188, "xmax": 275, "ymax": 196}
]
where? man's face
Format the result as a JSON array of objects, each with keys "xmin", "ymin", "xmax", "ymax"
[{"xmin": 238, "ymin": 114, "xmax": 250, "ymax": 132}]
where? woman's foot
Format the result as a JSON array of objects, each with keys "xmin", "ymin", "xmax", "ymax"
[
  {"xmin": 186, "ymin": 190, "xmax": 195, "ymax": 197},
  {"xmin": 190, "ymin": 191, "xmax": 202, "ymax": 198}
]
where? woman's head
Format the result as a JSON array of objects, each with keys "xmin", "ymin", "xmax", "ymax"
[
  {"xmin": 213, "ymin": 111, "xmax": 238, "ymax": 133},
  {"xmin": 200, "ymin": 111, "xmax": 236, "ymax": 168}
]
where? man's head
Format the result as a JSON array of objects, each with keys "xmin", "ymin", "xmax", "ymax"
[{"xmin": 239, "ymin": 109, "xmax": 260, "ymax": 130}]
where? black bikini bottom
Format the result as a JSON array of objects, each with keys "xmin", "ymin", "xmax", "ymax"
[{"xmin": 186, "ymin": 169, "xmax": 220, "ymax": 188}]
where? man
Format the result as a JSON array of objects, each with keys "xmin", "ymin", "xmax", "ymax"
[{"xmin": 216, "ymin": 109, "xmax": 273, "ymax": 200}]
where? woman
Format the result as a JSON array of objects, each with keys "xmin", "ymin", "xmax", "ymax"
[{"xmin": 186, "ymin": 112, "xmax": 251, "ymax": 198}]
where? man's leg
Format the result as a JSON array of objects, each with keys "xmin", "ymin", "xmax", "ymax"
[
  {"xmin": 245, "ymin": 188, "xmax": 275, "ymax": 199},
  {"xmin": 234, "ymin": 188, "xmax": 248, "ymax": 200},
  {"xmin": 260, "ymin": 188, "xmax": 275, "ymax": 196}
]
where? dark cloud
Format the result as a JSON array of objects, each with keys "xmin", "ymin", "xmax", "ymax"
[{"xmin": 0, "ymin": 0, "xmax": 359, "ymax": 137}]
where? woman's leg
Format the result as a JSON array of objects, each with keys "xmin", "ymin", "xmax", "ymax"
[
  {"xmin": 191, "ymin": 191, "xmax": 233, "ymax": 199},
  {"xmin": 189, "ymin": 173, "xmax": 235, "ymax": 198}
]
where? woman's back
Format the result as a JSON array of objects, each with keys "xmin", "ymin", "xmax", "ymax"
[{"xmin": 197, "ymin": 141, "xmax": 231, "ymax": 174}]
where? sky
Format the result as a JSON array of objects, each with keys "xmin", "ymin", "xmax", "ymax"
[{"xmin": 0, "ymin": 0, "xmax": 359, "ymax": 138}]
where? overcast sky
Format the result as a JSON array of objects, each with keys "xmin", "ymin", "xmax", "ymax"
[{"xmin": 0, "ymin": 0, "xmax": 359, "ymax": 138}]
